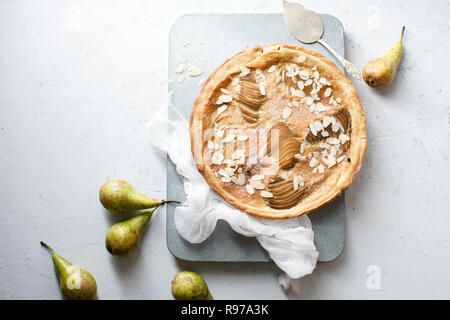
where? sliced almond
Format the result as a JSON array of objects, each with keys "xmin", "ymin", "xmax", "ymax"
[
  {"xmin": 188, "ymin": 66, "xmax": 203, "ymax": 77},
  {"xmin": 239, "ymin": 66, "xmax": 250, "ymax": 77},
  {"xmin": 326, "ymin": 137, "xmax": 340, "ymax": 145},
  {"xmin": 250, "ymin": 180, "xmax": 265, "ymax": 190},
  {"xmin": 309, "ymin": 157, "xmax": 318, "ymax": 168},
  {"xmin": 250, "ymin": 174, "xmax": 264, "ymax": 181},
  {"xmin": 260, "ymin": 191, "xmax": 273, "ymax": 198},
  {"xmin": 282, "ymin": 107, "xmax": 292, "ymax": 119},
  {"xmin": 317, "ymin": 164, "xmax": 325, "ymax": 173},
  {"xmin": 259, "ymin": 83, "xmax": 266, "ymax": 96},
  {"xmin": 217, "ymin": 105, "xmax": 227, "ymax": 115},
  {"xmin": 175, "ymin": 64, "xmax": 185, "ymax": 74}
]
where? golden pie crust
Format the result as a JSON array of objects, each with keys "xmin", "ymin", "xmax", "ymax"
[{"xmin": 190, "ymin": 43, "xmax": 366, "ymax": 219}]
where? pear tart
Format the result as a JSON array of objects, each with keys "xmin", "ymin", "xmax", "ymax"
[{"xmin": 190, "ymin": 44, "xmax": 366, "ymax": 219}]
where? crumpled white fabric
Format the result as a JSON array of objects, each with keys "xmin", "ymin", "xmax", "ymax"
[{"xmin": 148, "ymin": 101, "xmax": 319, "ymax": 289}]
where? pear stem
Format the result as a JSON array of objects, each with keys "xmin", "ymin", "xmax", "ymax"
[
  {"xmin": 40, "ymin": 241, "xmax": 54, "ymax": 253},
  {"xmin": 162, "ymin": 200, "xmax": 181, "ymax": 205},
  {"xmin": 400, "ymin": 26, "xmax": 405, "ymax": 43}
]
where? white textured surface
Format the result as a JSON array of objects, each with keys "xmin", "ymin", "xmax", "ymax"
[{"xmin": 0, "ymin": 0, "xmax": 449, "ymax": 299}]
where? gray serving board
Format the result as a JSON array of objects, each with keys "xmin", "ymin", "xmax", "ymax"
[{"xmin": 167, "ymin": 14, "xmax": 345, "ymax": 262}]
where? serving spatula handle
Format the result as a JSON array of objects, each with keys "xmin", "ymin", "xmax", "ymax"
[{"xmin": 318, "ymin": 39, "xmax": 362, "ymax": 80}]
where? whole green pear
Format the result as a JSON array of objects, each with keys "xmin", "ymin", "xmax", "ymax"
[
  {"xmin": 171, "ymin": 271, "xmax": 214, "ymax": 300},
  {"xmin": 41, "ymin": 241, "xmax": 97, "ymax": 300},
  {"xmin": 99, "ymin": 179, "xmax": 179, "ymax": 214},
  {"xmin": 105, "ymin": 208, "xmax": 156, "ymax": 256},
  {"xmin": 363, "ymin": 26, "xmax": 405, "ymax": 87}
]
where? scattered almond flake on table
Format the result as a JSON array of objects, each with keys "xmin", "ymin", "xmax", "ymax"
[
  {"xmin": 176, "ymin": 75, "xmax": 185, "ymax": 83},
  {"xmin": 261, "ymin": 191, "xmax": 273, "ymax": 198},
  {"xmin": 175, "ymin": 52, "xmax": 188, "ymax": 64},
  {"xmin": 188, "ymin": 66, "xmax": 203, "ymax": 77},
  {"xmin": 268, "ymin": 65, "xmax": 276, "ymax": 73},
  {"xmin": 282, "ymin": 107, "xmax": 292, "ymax": 119},
  {"xmin": 294, "ymin": 154, "xmax": 306, "ymax": 161},
  {"xmin": 179, "ymin": 38, "xmax": 191, "ymax": 47},
  {"xmin": 220, "ymin": 88, "xmax": 231, "ymax": 94},
  {"xmin": 175, "ymin": 64, "xmax": 185, "ymax": 74},
  {"xmin": 197, "ymin": 78, "xmax": 205, "ymax": 87},
  {"xmin": 160, "ymin": 77, "xmax": 169, "ymax": 85}
]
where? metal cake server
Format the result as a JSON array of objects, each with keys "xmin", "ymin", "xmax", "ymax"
[{"xmin": 283, "ymin": 1, "xmax": 362, "ymax": 79}]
